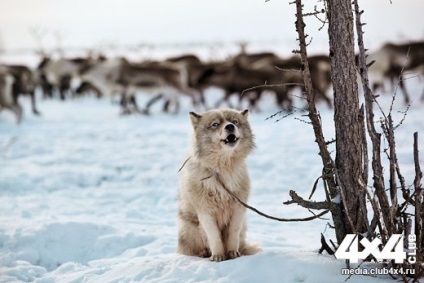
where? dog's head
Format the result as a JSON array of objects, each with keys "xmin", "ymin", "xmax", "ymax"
[{"xmin": 189, "ymin": 108, "xmax": 255, "ymax": 161}]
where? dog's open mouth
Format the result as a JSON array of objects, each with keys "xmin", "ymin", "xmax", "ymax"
[{"xmin": 222, "ymin": 134, "xmax": 239, "ymax": 146}]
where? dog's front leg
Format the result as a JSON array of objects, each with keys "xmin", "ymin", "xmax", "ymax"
[
  {"xmin": 198, "ymin": 213, "xmax": 225, "ymax": 261},
  {"xmin": 225, "ymin": 206, "xmax": 245, "ymax": 259}
]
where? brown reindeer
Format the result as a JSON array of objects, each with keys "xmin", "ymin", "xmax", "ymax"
[
  {"xmin": 6, "ymin": 65, "xmax": 41, "ymax": 116},
  {"xmin": 194, "ymin": 59, "xmax": 292, "ymax": 111},
  {"xmin": 119, "ymin": 60, "xmax": 189, "ymax": 114},
  {"xmin": 165, "ymin": 54, "xmax": 208, "ymax": 110},
  {"xmin": 77, "ymin": 57, "xmax": 198, "ymax": 114},
  {"xmin": 76, "ymin": 57, "xmax": 132, "ymax": 113},
  {"xmin": 38, "ymin": 56, "xmax": 95, "ymax": 100},
  {"xmin": 367, "ymin": 41, "xmax": 424, "ymax": 103},
  {"xmin": 0, "ymin": 68, "xmax": 22, "ymax": 123},
  {"xmin": 0, "ymin": 65, "xmax": 41, "ymax": 123},
  {"xmin": 263, "ymin": 55, "xmax": 333, "ymax": 108},
  {"xmin": 194, "ymin": 53, "xmax": 332, "ymax": 111}
]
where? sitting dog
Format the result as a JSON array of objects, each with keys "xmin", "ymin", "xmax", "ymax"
[{"xmin": 178, "ymin": 108, "xmax": 261, "ymax": 261}]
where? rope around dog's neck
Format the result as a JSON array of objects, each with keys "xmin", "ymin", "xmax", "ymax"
[
  {"xmin": 178, "ymin": 157, "xmax": 191, "ymax": 173},
  {"xmin": 212, "ymin": 173, "xmax": 329, "ymax": 222}
]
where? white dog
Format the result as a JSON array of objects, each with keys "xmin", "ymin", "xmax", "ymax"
[{"xmin": 177, "ymin": 108, "xmax": 261, "ymax": 261}]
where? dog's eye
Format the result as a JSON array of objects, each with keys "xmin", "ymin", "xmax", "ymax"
[
  {"xmin": 211, "ymin": 122, "xmax": 220, "ymax": 129},
  {"xmin": 232, "ymin": 120, "xmax": 239, "ymax": 125}
]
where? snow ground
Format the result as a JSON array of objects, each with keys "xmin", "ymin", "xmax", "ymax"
[{"xmin": 0, "ymin": 83, "xmax": 423, "ymax": 282}]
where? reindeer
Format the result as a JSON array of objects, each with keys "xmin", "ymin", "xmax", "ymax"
[
  {"xmin": 194, "ymin": 59, "xmax": 292, "ymax": 111},
  {"xmin": 38, "ymin": 56, "xmax": 95, "ymax": 100},
  {"xmin": 194, "ymin": 53, "xmax": 332, "ymax": 111},
  {"xmin": 232, "ymin": 51, "xmax": 280, "ymax": 68},
  {"xmin": 260, "ymin": 55, "xmax": 333, "ymax": 108},
  {"xmin": 367, "ymin": 41, "xmax": 424, "ymax": 103},
  {"xmin": 0, "ymin": 67, "xmax": 22, "ymax": 123},
  {"xmin": 76, "ymin": 57, "xmax": 129, "ymax": 111},
  {"xmin": 5, "ymin": 65, "xmax": 41, "ymax": 116},
  {"xmin": 77, "ymin": 57, "xmax": 197, "ymax": 114},
  {"xmin": 165, "ymin": 54, "xmax": 208, "ymax": 110},
  {"xmin": 0, "ymin": 64, "xmax": 41, "ymax": 123},
  {"xmin": 120, "ymin": 60, "xmax": 202, "ymax": 114}
]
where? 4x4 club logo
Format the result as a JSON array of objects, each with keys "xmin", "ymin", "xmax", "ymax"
[{"xmin": 335, "ymin": 234, "xmax": 417, "ymax": 264}]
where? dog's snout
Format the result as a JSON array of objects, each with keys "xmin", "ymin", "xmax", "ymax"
[{"xmin": 225, "ymin": 124, "xmax": 235, "ymax": 132}]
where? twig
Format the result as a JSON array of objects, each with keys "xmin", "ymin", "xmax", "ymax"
[
  {"xmin": 389, "ymin": 47, "xmax": 410, "ymax": 114},
  {"xmin": 283, "ymin": 190, "xmax": 332, "ymax": 210},
  {"xmin": 319, "ymin": 233, "xmax": 335, "ymax": 255},
  {"xmin": 309, "ymin": 176, "xmax": 323, "ymax": 199},
  {"xmin": 329, "ymin": 239, "xmax": 337, "ymax": 251},
  {"xmin": 400, "ymin": 73, "xmax": 422, "ymax": 82},
  {"xmin": 293, "ymin": 92, "xmax": 309, "ymax": 101},
  {"xmin": 274, "ymin": 67, "xmax": 302, "ymax": 73},
  {"xmin": 325, "ymin": 139, "xmax": 336, "ymax": 146},
  {"xmin": 364, "ymin": 187, "xmax": 387, "ymax": 244},
  {"xmin": 354, "ymin": 0, "xmax": 392, "ymax": 236},
  {"xmin": 393, "ymin": 103, "xmax": 411, "ymax": 130},
  {"xmin": 359, "ymin": 104, "xmax": 368, "ymax": 196},
  {"xmin": 312, "ymin": 3, "xmax": 328, "ymax": 31},
  {"xmin": 274, "ymin": 112, "xmax": 296, "ymax": 123},
  {"xmin": 241, "ymin": 82, "xmax": 303, "ymax": 96},
  {"xmin": 294, "ymin": 117, "xmax": 312, "ymax": 125},
  {"xmin": 265, "ymin": 106, "xmax": 299, "ymax": 122},
  {"xmin": 413, "ymin": 132, "xmax": 423, "ymax": 280},
  {"xmin": 386, "ymin": 114, "xmax": 398, "ymax": 207},
  {"xmin": 265, "ymin": 110, "xmax": 284, "ymax": 121}
]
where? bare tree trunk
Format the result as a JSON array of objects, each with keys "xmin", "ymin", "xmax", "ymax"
[{"xmin": 326, "ymin": 0, "xmax": 368, "ymax": 234}]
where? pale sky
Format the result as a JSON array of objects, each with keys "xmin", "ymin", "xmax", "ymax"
[{"xmin": 0, "ymin": 0, "xmax": 423, "ymax": 52}]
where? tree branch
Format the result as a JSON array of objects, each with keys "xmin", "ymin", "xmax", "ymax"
[
  {"xmin": 354, "ymin": 0, "xmax": 392, "ymax": 236},
  {"xmin": 294, "ymin": 0, "xmax": 345, "ymax": 244},
  {"xmin": 241, "ymin": 82, "xmax": 302, "ymax": 96},
  {"xmin": 283, "ymin": 190, "xmax": 332, "ymax": 210},
  {"xmin": 319, "ymin": 233, "xmax": 335, "ymax": 255},
  {"xmin": 414, "ymin": 132, "xmax": 423, "ymax": 279}
]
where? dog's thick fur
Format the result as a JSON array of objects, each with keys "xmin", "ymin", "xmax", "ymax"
[{"xmin": 177, "ymin": 108, "xmax": 261, "ymax": 261}]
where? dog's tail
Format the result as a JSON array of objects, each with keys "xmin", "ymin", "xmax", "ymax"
[{"xmin": 240, "ymin": 242, "xmax": 262, "ymax": 256}]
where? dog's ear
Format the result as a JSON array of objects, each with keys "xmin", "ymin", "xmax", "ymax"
[
  {"xmin": 240, "ymin": 109, "xmax": 249, "ymax": 118},
  {"xmin": 189, "ymin": 112, "xmax": 202, "ymax": 128}
]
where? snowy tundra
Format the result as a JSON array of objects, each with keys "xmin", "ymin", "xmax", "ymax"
[{"xmin": 0, "ymin": 84, "xmax": 423, "ymax": 282}]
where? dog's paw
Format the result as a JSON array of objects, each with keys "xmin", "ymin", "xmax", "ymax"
[
  {"xmin": 227, "ymin": 250, "xmax": 241, "ymax": 260},
  {"xmin": 209, "ymin": 254, "xmax": 226, "ymax": 262},
  {"xmin": 199, "ymin": 248, "xmax": 211, "ymax": 258}
]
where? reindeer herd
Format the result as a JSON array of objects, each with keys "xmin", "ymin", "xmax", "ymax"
[{"xmin": 1, "ymin": 41, "xmax": 423, "ymax": 123}]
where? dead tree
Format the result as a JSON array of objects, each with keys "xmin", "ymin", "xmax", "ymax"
[{"xmin": 286, "ymin": 0, "xmax": 423, "ymax": 280}]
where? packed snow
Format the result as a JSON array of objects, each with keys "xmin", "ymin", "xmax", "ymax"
[{"xmin": 1, "ymin": 82, "xmax": 423, "ymax": 282}]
